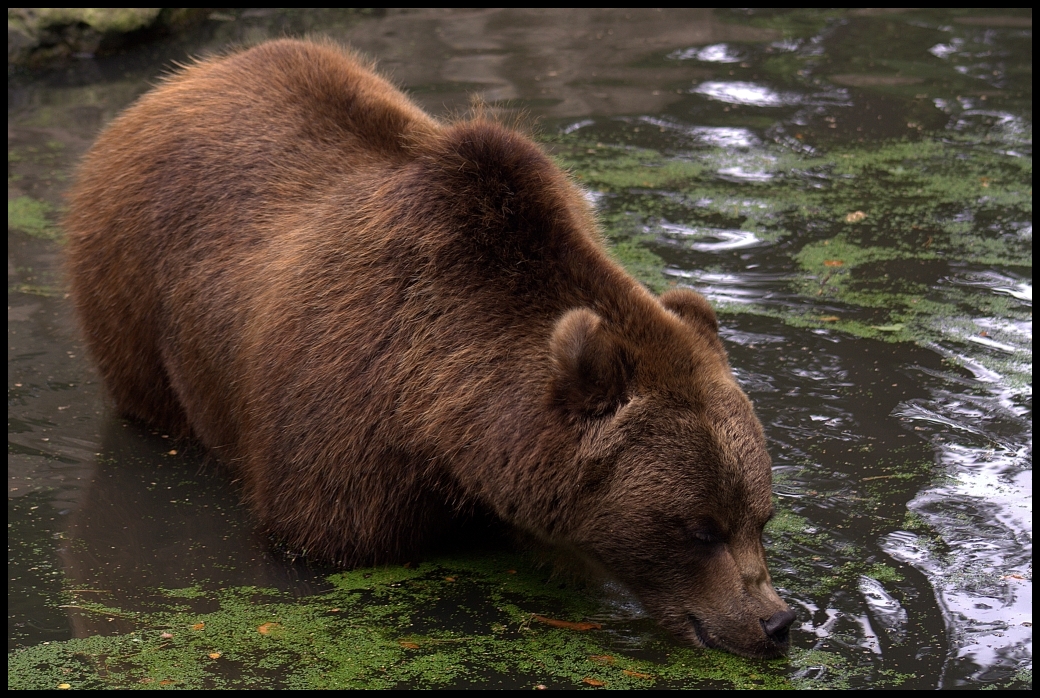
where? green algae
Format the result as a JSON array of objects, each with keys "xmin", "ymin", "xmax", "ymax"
[
  {"xmin": 2, "ymin": 561, "xmax": 773, "ymax": 690},
  {"xmin": 8, "ymin": 196, "xmax": 63, "ymax": 241},
  {"xmin": 550, "ymin": 124, "xmax": 1031, "ymax": 352},
  {"xmin": 8, "ymin": 492, "xmax": 74, "ymax": 651},
  {"xmin": 9, "ymin": 283, "xmax": 62, "ymax": 297},
  {"xmin": 8, "ymin": 548, "xmax": 911, "ymax": 690}
]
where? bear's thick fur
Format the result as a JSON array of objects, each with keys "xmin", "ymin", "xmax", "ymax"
[{"xmin": 65, "ymin": 39, "xmax": 794, "ymax": 658}]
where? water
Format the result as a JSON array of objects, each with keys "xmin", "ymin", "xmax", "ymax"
[{"xmin": 8, "ymin": 8, "xmax": 1031, "ymax": 689}]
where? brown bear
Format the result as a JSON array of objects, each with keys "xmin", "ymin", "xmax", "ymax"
[{"xmin": 64, "ymin": 38, "xmax": 794, "ymax": 658}]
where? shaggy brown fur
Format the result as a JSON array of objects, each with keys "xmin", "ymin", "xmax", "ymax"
[{"xmin": 65, "ymin": 38, "xmax": 794, "ymax": 658}]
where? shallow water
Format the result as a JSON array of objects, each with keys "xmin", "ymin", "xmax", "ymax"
[{"xmin": 8, "ymin": 8, "xmax": 1031, "ymax": 689}]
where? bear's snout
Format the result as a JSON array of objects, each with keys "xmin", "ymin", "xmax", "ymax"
[{"xmin": 762, "ymin": 608, "xmax": 797, "ymax": 646}]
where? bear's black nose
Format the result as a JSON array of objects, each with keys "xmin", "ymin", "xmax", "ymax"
[{"xmin": 762, "ymin": 609, "xmax": 796, "ymax": 644}]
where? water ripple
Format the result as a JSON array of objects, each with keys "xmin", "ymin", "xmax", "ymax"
[
  {"xmin": 657, "ymin": 222, "xmax": 764, "ymax": 251},
  {"xmin": 691, "ymin": 81, "xmax": 797, "ymax": 108},
  {"xmin": 668, "ymin": 43, "xmax": 744, "ymax": 64}
]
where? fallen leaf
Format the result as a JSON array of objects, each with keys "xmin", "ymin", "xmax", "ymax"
[
  {"xmin": 192, "ymin": 622, "xmax": 205, "ymax": 631},
  {"xmin": 160, "ymin": 632, "xmax": 173, "ymax": 639},
  {"xmin": 589, "ymin": 654, "xmax": 615, "ymax": 665},
  {"xmin": 399, "ymin": 641, "xmax": 421, "ymax": 649},
  {"xmin": 208, "ymin": 652, "xmax": 221, "ymax": 659},
  {"xmin": 623, "ymin": 669, "xmax": 653, "ymax": 679},
  {"xmin": 845, "ymin": 210, "xmax": 867, "ymax": 223},
  {"xmin": 58, "ymin": 684, "xmax": 71, "ymax": 690},
  {"xmin": 167, "ymin": 449, "xmax": 177, "ymax": 455},
  {"xmin": 444, "ymin": 576, "xmax": 457, "ymax": 582},
  {"xmin": 257, "ymin": 622, "xmax": 281, "ymax": 635},
  {"xmin": 159, "ymin": 680, "xmax": 176, "ymax": 686},
  {"xmin": 980, "ymin": 177, "xmax": 990, "ymax": 188},
  {"xmin": 819, "ymin": 316, "xmax": 840, "ymax": 322},
  {"xmin": 534, "ymin": 685, "xmax": 548, "ymax": 690},
  {"xmin": 871, "ymin": 323, "xmax": 905, "ymax": 332},
  {"xmin": 533, "ymin": 615, "xmax": 602, "ymax": 631},
  {"xmin": 139, "ymin": 678, "xmax": 154, "ymax": 684},
  {"xmin": 823, "ymin": 259, "xmax": 844, "ymax": 267},
  {"xmin": 582, "ymin": 677, "xmax": 606, "ymax": 687},
  {"xmin": 1002, "ymin": 574, "xmax": 1025, "ymax": 580}
]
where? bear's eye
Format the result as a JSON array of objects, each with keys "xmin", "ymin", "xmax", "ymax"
[{"xmin": 685, "ymin": 523, "xmax": 724, "ymax": 548}]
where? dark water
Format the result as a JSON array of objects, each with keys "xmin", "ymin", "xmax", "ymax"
[{"xmin": 8, "ymin": 8, "xmax": 1031, "ymax": 689}]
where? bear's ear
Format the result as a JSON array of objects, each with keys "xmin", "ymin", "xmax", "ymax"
[
  {"xmin": 549, "ymin": 308, "xmax": 632, "ymax": 417},
  {"xmin": 660, "ymin": 288, "xmax": 719, "ymax": 336}
]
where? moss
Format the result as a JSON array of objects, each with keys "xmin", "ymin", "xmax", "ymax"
[
  {"xmin": 547, "ymin": 124, "xmax": 1030, "ymax": 353},
  {"xmin": 8, "ymin": 492, "xmax": 74, "ymax": 651},
  {"xmin": 8, "ymin": 196, "xmax": 63, "ymax": 241},
  {"xmin": 786, "ymin": 648, "xmax": 874, "ymax": 690},
  {"xmin": 7, "ymin": 548, "xmax": 920, "ymax": 690},
  {"xmin": 9, "ymin": 283, "xmax": 62, "ymax": 297},
  {"xmin": 606, "ymin": 238, "xmax": 669, "ymax": 292},
  {"xmin": 730, "ymin": 8, "xmax": 848, "ymax": 39},
  {"xmin": 864, "ymin": 564, "xmax": 903, "ymax": 584},
  {"xmin": 13, "ymin": 8, "xmax": 163, "ymax": 36}
]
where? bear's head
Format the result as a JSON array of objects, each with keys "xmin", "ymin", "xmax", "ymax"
[{"xmin": 547, "ymin": 288, "xmax": 795, "ymax": 658}]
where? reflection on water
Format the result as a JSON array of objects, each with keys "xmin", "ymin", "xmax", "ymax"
[
  {"xmin": 658, "ymin": 223, "xmax": 763, "ymax": 251},
  {"xmin": 669, "ymin": 43, "xmax": 745, "ymax": 64},
  {"xmin": 691, "ymin": 80, "xmax": 798, "ymax": 107},
  {"xmin": 8, "ymin": 7, "xmax": 1031, "ymax": 690},
  {"xmin": 637, "ymin": 117, "xmax": 761, "ymax": 149},
  {"xmin": 666, "ymin": 270, "xmax": 800, "ymax": 308}
]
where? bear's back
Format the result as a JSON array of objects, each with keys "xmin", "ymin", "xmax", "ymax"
[
  {"xmin": 70, "ymin": 40, "xmax": 436, "ymax": 239},
  {"xmin": 65, "ymin": 38, "xmax": 640, "ymax": 457}
]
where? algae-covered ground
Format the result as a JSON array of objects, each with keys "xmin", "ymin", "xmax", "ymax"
[
  {"xmin": 554, "ymin": 133, "xmax": 1030, "ymax": 346},
  {"xmin": 8, "ymin": 7, "xmax": 1031, "ymax": 691},
  {"xmin": 9, "ymin": 552, "xmax": 820, "ymax": 690},
  {"xmin": 9, "ymin": 537, "xmax": 909, "ymax": 690}
]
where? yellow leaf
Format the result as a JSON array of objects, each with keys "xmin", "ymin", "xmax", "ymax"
[
  {"xmin": 845, "ymin": 210, "xmax": 867, "ymax": 223},
  {"xmin": 533, "ymin": 615, "xmax": 602, "ymax": 631}
]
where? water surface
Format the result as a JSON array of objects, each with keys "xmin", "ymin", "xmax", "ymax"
[{"xmin": 8, "ymin": 8, "xmax": 1031, "ymax": 689}]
